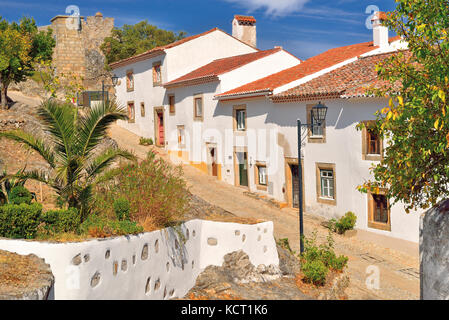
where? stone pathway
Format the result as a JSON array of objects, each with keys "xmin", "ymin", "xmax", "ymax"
[{"xmin": 108, "ymin": 123, "xmax": 420, "ymax": 300}]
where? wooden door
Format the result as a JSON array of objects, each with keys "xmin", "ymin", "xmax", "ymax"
[
  {"xmin": 290, "ymin": 164, "xmax": 299, "ymax": 208},
  {"xmin": 211, "ymin": 148, "xmax": 218, "ymax": 177},
  {"xmin": 157, "ymin": 111, "xmax": 164, "ymax": 145},
  {"xmin": 237, "ymin": 152, "xmax": 248, "ymax": 187}
]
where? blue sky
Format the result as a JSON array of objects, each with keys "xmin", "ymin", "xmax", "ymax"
[{"xmin": 0, "ymin": 0, "xmax": 397, "ymax": 60}]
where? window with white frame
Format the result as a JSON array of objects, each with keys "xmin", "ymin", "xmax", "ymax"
[
  {"xmin": 320, "ymin": 169, "xmax": 334, "ymax": 199},
  {"xmin": 194, "ymin": 96, "xmax": 203, "ymax": 119},
  {"xmin": 236, "ymin": 109, "xmax": 246, "ymax": 131},
  {"xmin": 258, "ymin": 165, "xmax": 267, "ymax": 186},
  {"xmin": 311, "ymin": 111, "xmax": 324, "ymax": 136}
]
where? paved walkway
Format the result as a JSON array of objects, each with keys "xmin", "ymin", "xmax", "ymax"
[{"xmin": 109, "ymin": 124, "xmax": 419, "ymax": 300}]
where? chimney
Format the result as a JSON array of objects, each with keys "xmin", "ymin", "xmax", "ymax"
[
  {"xmin": 232, "ymin": 15, "xmax": 257, "ymax": 48},
  {"xmin": 372, "ymin": 11, "xmax": 389, "ymax": 48}
]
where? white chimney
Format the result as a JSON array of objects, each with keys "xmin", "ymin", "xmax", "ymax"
[
  {"xmin": 232, "ymin": 15, "xmax": 257, "ymax": 48},
  {"xmin": 372, "ymin": 11, "xmax": 389, "ymax": 48}
]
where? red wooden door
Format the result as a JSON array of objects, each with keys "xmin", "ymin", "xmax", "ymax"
[{"xmin": 157, "ymin": 112, "xmax": 164, "ymax": 145}]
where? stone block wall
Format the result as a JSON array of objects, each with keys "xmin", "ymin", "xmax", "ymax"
[{"xmin": 420, "ymin": 199, "xmax": 449, "ymax": 299}]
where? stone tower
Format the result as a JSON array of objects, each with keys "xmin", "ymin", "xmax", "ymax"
[
  {"xmin": 49, "ymin": 12, "xmax": 114, "ymax": 90},
  {"xmin": 232, "ymin": 15, "xmax": 257, "ymax": 48}
]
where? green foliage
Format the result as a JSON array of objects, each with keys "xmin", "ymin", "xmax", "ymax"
[
  {"xmin": 359, "ymin": 0, "xmax": 449, "ymax": 211},
  {"xmin": 93, "ymin": 151, "xmax": 189, "ymax": 229},
  {"xmin": 40, "ymin": 208, "xmax": 80, "ymax": 234},
  {"xmin": 0, "ymin": 203, "xmax": 42, "ymax": 239},
  {"xmin": 0, "ymin": 99, "xmax": 137, "ymax": 221},
  {"xmin": 301, "ymin": 260, "xmax": 328, "ymax": 286},
  {"xmin": 300, "ymin": 232, "xmax": 348, "ymax": 286},
  {"xmin": 101, "ymin": 20, "xmax": 186, "ymax": 65},
  {"xmin": 0, "ymin": 16, "xmax": 55, "ymax": 108},
  {"xmin": 0, "ymin": 167, "xmax": 28, "ymax": 205},
  {"xmin": 139, "ymin": 137, "xmax": 153, "ymax": 146},
  {"xmin": 79, "ymin": 214, "xmax": 143, "ymax": 237},
  {"xmin": 328, "ymin": 211, "xmax": 357, "ymax": 234},
  {"xmin": 8, "ymin": 185, "xmax": 32, "ymax": 205},
  {"xmin": 113, "ymin": 197, "xmax": 130, "ymax": 221}
]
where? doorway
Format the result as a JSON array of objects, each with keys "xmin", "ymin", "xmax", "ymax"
[
  {"xmin": 234, "ymin": 151, "xmax": 248, "ymax": 187},
  {"xmin": 207, "ymin": 145, "xmax": 218, "ymax": 177},
  {"xmin": 285, "ymin": 157, "xmax": 305, "ymax": 209},
  {"xmin": 154, "ymin": 107, "xmax": 164, "ymax": 146}
]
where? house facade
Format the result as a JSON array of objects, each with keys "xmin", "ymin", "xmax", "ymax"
[{"xmin": 112, "ymin": 13, "xmax": 420, "ymax": 244}]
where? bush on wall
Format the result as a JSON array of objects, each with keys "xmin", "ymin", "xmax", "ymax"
[{"xmin": 40, "ymin": 208, "xmax": 81, "ymax": 235}]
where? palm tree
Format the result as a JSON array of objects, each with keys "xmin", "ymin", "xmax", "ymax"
[{"xmin": 0, "ymin": 99, "xmax": 136, "ymax": 220}]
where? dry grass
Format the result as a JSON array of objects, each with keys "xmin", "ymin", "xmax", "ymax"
[{"xmin": 0, "ymin": 250, "xmax": 40, "ymax": 291}]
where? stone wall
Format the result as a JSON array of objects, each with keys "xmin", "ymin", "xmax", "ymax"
[
  {"xmin": 0, "ymin": 219, "xmax": 278, "ymax": 300},
  {"xmin": 420, "ymin": 199, "xmax": 449, "ymax": 299},
  {"xmin": 48, "ymin": 12, "xmax": 114, "ymax": 91}
]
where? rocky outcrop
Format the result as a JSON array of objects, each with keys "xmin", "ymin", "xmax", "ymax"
[{"xmin": 0, "ymin": 250, "xmax": 54, "ymax": 300}]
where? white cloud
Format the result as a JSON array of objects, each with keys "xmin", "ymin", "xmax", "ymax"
[{"xmin": 223, "ymin": 0, "xmax": 310, "ymax": 16}]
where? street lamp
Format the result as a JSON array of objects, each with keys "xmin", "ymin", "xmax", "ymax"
[
  {"xmin": 102, "ymin": 74, "xmax": 119, "ymax": 104},
  {"xmin": 297, "ymin": 101, "xmax": 328, "ymax": 254}
]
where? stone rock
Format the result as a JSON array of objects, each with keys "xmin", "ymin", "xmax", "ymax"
[{"xmin": 277, "ymin": 244, "xmax": 301, "ymax": 276}]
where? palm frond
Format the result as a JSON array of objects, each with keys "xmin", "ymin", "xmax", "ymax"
[
  {"xmin": 77, "ymin": 99, "xmax": 128, "ymax": 159},
  {"xmin": 38, "ymin": 99, "xmax": 76, "ymax": 158},
  {"xmin": 85, "ymin": 147, "xmax": 136, "ymax": 182},
  {"xmin": 0, "ymin": 130, "xmax": 56, "ymax": 168}
]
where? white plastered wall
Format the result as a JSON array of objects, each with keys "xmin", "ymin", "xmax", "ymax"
[{"xmin": 0, "ymin": 220, "xmax": 278, "ymax": 300}]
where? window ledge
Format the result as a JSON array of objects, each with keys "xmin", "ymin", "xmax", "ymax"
[
  {"xmin": 317, "ymin": 196, "xmax": 336, "ymax": 206},
  {"xmin": 368, "ymin": 221, "xmax": 391, "ymax": 231}
]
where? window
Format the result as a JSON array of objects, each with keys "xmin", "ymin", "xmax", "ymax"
[
  {"xmin": 153, "ymin": 62, "xmax": 162, "ymax": 86},
  {"xmin": 177, "ymin": 125, "xmax": 185, "ymax": 148},
  {"xmin": 140, "ymin": 102, "xmax": 145, "ymax": 117},
  {"xmin": 169, "ymin": 95, "xmax": 175, "ymax": 115},
  {"xmin": 193, "ymin": 95, "xmax": 203, "ymax": 120},
  {"xmin": 315, "ymin": 163, "xmax": 336, "ymax": 205},
  {"xmin": 307, "ymin": 104, "xmax": 326, "ymax": 143},
  {"xmin": 126, "ymin": 71, "xmax": 134, "ymax": 92},
  {"xmin": 320, "ymin": 170, "xmax": 334, "ymax": 199},
  {"xmin": 127, "ymin": 101, "xmax": 135, "ymax": 123},
  {"xmin": 255, "ymin": 162, "xmax": 267, "ymax": 190},
  {"xmin": 367, "ymin": 190, "xmax": 391, "ymax": 231},
  {"xmin": 233, "ymin": 105, "xmax": 247, "ymax": 132},
  {"xmin": 362, "ymin": 121, "xmax": 383, "ymax": 161}
]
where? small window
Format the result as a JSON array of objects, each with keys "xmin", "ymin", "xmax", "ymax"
[
  {"xmin": 311, "ymin": 114, "xmax": 324, "ymax": 136},
  {"xmin": 177, "ymin": 125, "xmax": 185, "ymax": 147},
  {"xmin": 127, "ymin": 101, "xmax": 135, "ymax": 123},
  {"xmin": 255, "ymin": 162, "xmax": 267, "ymax": 190},
  {"xmin": 126, "ymin": 71, "xmax": 134, "ymax": 92},
  {"xmin": 320, "ymin": 170, "xmax": 334, "ymax": 199},
  {"xmin": 315, "ymin": 163, "xmax": 336, "ymax": 205},
  {"xmin": 194, "ymin": 96, "xmax": 203, "ymax": 120},
  {"xmin": 233, "ymin": 105, "xmax": 247, "ymax": 131},
  {"xmin": 368, "ymin": 190, "xmax": 391, "ymax": 231},
  {"xmin": 140, "ymin": 102, "xmax": 145, "ymax": 117},
  {"xmin": 153, "ymin": 62, "xmax": 162, "ymax": 86},
  {"xmin": 169, "ymin": 95, "xmax": 175, "ymax": 115},
  {"xmin": 258, "ymin": 166, "xmax": 267, "ymax": 185},
  {"xmin": 362, "ymin": 121, "xmax": 383, "ymax": 161},
  {"xmin": 307, "ymin": 104, "xmax": 326, "ymax": 143}
]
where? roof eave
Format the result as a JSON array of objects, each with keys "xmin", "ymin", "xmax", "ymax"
[
  {"xmin": 214, "ymin": 89, "xmax": 272, "ymax": 101},
  {"xmin": 163, "ymin": 75, "xmax": 219, "ymax": 88}
]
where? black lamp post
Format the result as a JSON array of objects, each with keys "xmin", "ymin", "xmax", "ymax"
[
  {"xmin": 297, "ymin": 101, "xmax": 328, "ymax": 253},
  {"xmin": 102, "ymin": 74, "xmax": 119, "ymax": 104}
]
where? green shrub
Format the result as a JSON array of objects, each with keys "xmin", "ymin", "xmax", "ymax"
[
  {"xmin": 79, "ymin": 214, "xmax": 143, "ymax": 238},
  {"xmin": 139, "ymin": 137, "xmax": 153, "ymax": 146},
  {"xmin": 9, "ymin": 185, "xmax": 32, "ymax": 205},
  {"xmin": 328, "ymin": 211, "xmax": 357, "ymax": 234},
  {"xmin": 302, "ymin": 260, "xmax": 328, "ymax": 286},
  {"xmin": 40, "ymin": 208, "xmax": 81, "ymax": 234},
  {"xmin": 277, "ymin": 238, "xmax": 295, "ymax": 254},
  {"xmin": 93, "ymin": 151, "xmax": 189, "ymax": 229},
  {"xmin": 300, "ymin": 232, "xmax": 348, "ymax": 286},
  {"xmin": 113, "ymin": 197, "xmax": 130, "ymax": 221},
  {"xmin": 0, "ymin": 203, "xmax": 42, "ymax": 239}
]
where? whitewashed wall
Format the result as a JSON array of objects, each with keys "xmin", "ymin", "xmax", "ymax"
[
  {"xmin": 218, "ymin": 96, "xmax": 421, "ymax": 243},
  {"xmin": 112, "ymin": 29, "xmax": 257, "ymax": 140},
  {"xmin": 0, "ymin": 220, "xmax": 278, "ymax": 300}
]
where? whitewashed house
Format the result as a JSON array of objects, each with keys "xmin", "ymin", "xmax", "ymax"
[
  {"xmin": 110, "ymin": 18, "xmax": 261, "ymax": 140},
  {"xmin": 211, "ymin": 13, "xmax": 419, "ymax": 244}
]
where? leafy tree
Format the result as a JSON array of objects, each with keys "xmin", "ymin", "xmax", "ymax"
[
  {"xmin": 0, "ymin": 99, "xmax": 136, "ymax": 220},
  {"xmin": 0, "ymin": 16, "xmax": 55, "ymax": 108},
  {"xmin": 358, "ymin": 0, "xmax": 449, "ymax": 212},
  {"xmin": 101, "ymin": 20, "xmax": 186, "ymax": 65}
]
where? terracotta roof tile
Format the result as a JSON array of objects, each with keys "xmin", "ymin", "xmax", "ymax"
[
  {"xmin": 234, "ymin": 15, "xmax": 256, "ymax": 23},
  {"xmin": 164, "ymin": 48, "xmax": 282, "ymax": 87},
  {"xmin": 271, "ymin": 51, "xmax": 408, "ymax": 102},
  {"xmin": 216, "ymin": 37, "xmax": 401, "ymax": 99}
]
